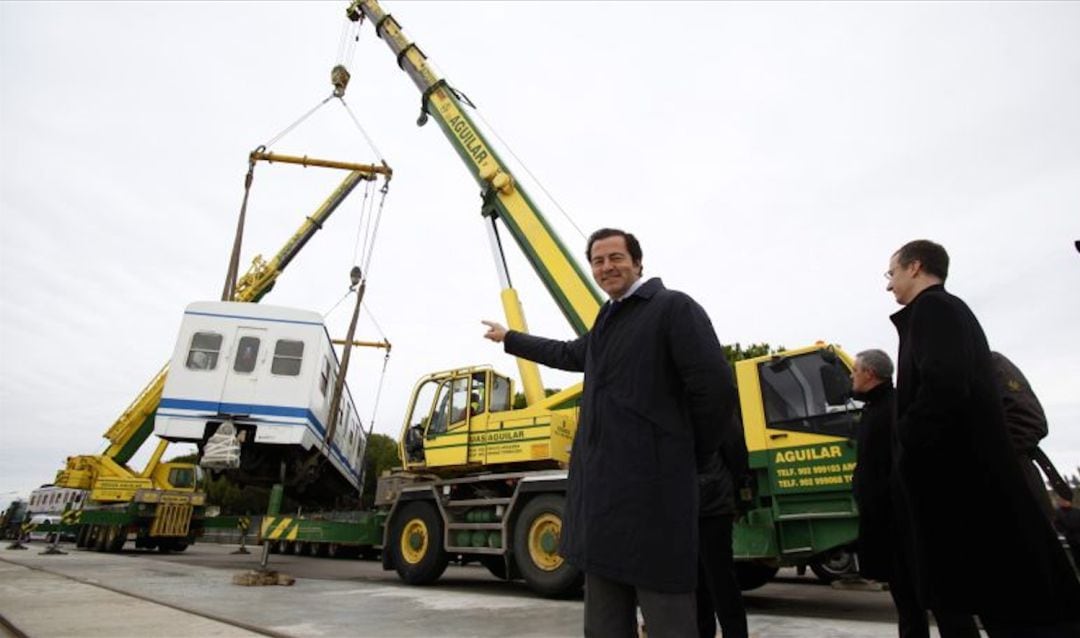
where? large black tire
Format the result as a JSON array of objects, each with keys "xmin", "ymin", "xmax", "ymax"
[
  {"xmin": 106, "ymin": 525, "xmax": 125, "ymax": 552},
  {"xmin": 391, "ymin": 501, "xmax": 449, "ymax": 585},
  {"xmin": 75, "ymin": 525, "xmax": 90, "ymax": 549},
  {"xmin": 809, "ymin": 547, "xmax": 858, "ymax": 583},
  {"xmin": 734, "ymin": 562, "xmax": 779, "ymax": 591},
  {"xmin": 92, "ymin": 526, "xmax": 108, "ymax": 552},
  {"xmin": 512, "ymin": 494, "xmax": 583, "ymax": 598}
]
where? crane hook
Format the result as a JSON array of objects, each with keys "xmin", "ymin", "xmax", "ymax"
[{"xmin": 331, "ymin": 65, "xmax": 352, "ymax": 98}]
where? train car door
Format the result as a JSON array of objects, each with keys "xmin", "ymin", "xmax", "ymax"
[{"xmin": 221, "ymin": 327, "xmax": 267, "ymax": 408}]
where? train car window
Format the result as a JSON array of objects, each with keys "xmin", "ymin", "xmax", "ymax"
[
  {"xmin": 271, "ymin": 340, "xmax": 304, "ymax": 376},
  {"xmin": 234, "ymin": 337, "xmax": 261, "ymax": 373},
  {"xmin": 319, "ymin": 358, "xmax": 330, "ymax": 395},
  {"xmin": 186, "ymin": 332, "xmax": 223, "ymax": 370}
]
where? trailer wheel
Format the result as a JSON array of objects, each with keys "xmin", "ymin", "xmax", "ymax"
[
  {"xmin": 392, "ymin": 501, "xmax": 448, "ymax": 585},
  {"xmin": 809, "ymin": 547, "xmax": 857, "ymax": 583},
  {"xmin": 512, "ymin": 494, "xmax": 583, "ymax": 598},
  {"xmin": 106, "ymin": 525, "xmax": 125, "ymax": 552},
  {"xmin": 734, "ymin": 562, "xmax": 779, "ymax": 591},
  {"xmin": 92, "ymin": 526, "xmax": 108, "ymax": 552},
  {"xmin": 75, "ymin": 525, "xmax": 90, "ymax": 549}
]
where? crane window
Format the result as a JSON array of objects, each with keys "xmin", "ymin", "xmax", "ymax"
[
  {"xmin": 234, "ymin": 337, "xmax": 261, "ymax": 373},
  {"xmin": 271, "ymin": 340, "xmax": 304, "ymax": 376},
  {"xmin": 490, "ymin": 375, "xmax": 511, "ymax": 412},
  {"xmin": 186, "ymin": 332, "xmax": 223, "ymax": 370},
  {"xmin": 469, "ymin": 372, "xmax": 487, "ymax": 416},
  {"xmin": 169, "ymin": 468, "xmax": 195, "ymax": 489},
  {"xmin": 757, "ymin": 351, "xmax": 860, "ymax": 438}
]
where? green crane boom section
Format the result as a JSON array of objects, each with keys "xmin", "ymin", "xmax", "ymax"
[
  {"xmin": 351, "ymin": 0, "xmax": 603, "ymax": 337},
  {"xmin": 93, "ymin": 170, "xmax": 370, "ymax": 467}
]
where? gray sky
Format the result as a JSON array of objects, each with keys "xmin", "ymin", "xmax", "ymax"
[{"xmin": 2, "ymin": 1, "xmax": 1078, "ymax": 509}]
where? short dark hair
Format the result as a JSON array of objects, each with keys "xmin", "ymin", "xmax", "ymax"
[
  {"xmin": 895, "ymin": 239, "xmax": 949, "ymax": 281},
  {"xmin": 586, "ymin": 228, "xmax": 642, "ymax": 264}
]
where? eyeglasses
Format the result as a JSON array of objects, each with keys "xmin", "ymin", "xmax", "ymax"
[{"xmin": 883, "ymin": 270, "xmax": 894, "ymax": 280}]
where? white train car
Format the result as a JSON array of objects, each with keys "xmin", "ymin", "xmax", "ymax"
[
  {"xmin": 155, "ymin": 301, "xmax": 365, "ymax": 503},
  {"xmin": 28, "ymin": 485, "xmax": 88, "ymax": 516}
]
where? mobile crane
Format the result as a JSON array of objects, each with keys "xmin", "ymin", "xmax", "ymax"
[
  {"xmin": 258, "ymin": 0, "xmax": 862, "ymax": 593},
  {"xmin": 332, "ymin": 0, "xmax": 865, "ymax": 596},
  {"xmin": 54, "ymin": 165, "xmax": 383, "ymax": 552}
]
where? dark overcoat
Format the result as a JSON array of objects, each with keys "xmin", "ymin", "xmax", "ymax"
[
  {"xmin": 850, "ymin": 381, "xmax": 896, "ymax": 581},
  {"xmin": 698, "ymin": 413, "xmax": 748, "ymax": 519},
  {"xmin": 504, "ymin": 277, "xmax": 738, "ymax": 592},
  {"xmin": 890, "ymin": 285, "xmax": 1080, "ymax": 622}
]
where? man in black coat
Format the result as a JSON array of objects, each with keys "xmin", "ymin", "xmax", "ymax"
[
  {"xmin": 990, "ymin": 351, "xmax": 1054, "ymax": 520},
  {"xmin": 851, "ymin": 348, "xmax": 978, "ymax": 638},
  {"xmin": 696, "ymin": 412, "xmax": 749, "ymax": 638},
  {"xmin": 886, "ymin": 239, "xmax": 1080, "ymax": 636},
  {"xmin": 483, "ymin": 228, "xmax": 738, "ymax": 636}
]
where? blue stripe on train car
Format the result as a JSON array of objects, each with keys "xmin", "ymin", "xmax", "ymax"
[
  {"xmin": 184, "ymin": 310, "xmax": 324, "ymax": 326},
  {"xmin": 158, "ymin": 397, "xmax": 361, "ymax": 479}
]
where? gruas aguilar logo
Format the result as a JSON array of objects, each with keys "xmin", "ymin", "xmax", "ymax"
[
  {"xmin": 773, "ymin": 444, "xmax": 844, "ymax": 464},
  {"xmin": 446, "ymin": 114, "xmax": 490, "ymax": 164}
]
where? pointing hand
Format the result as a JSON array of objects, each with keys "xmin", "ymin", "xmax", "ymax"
[{"xmin": 481, "ymin": 320, "xmax": 508, "ymax": 343}]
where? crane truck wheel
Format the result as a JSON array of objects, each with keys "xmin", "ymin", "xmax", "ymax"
[
  {"xmin": 734, "ymin": 562, "xmax": 780, "ymax": 591},
  {"xmin": 391, "ymin": 501, "xmax": 449, "ymax": 585},
  {"xmin": 808, "ymin": 547, "xmax": 857, "ymax": 583},
  {"xmin": 512, "ymin": 494, "xmax": 583, "ymax": 598}
]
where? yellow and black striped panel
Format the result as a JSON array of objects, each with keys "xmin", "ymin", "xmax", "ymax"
[{"xmin": 260, "ymin": 516, "xmax": 300, "ymax": 542}]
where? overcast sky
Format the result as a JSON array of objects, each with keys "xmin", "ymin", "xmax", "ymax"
[{"xmin": 2, "ymin": 1, "xmax": 1077, "ymax": 509}]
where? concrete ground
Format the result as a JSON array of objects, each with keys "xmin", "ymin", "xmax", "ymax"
[{"xmin": 0, "ymin": 542, "xmax": 943, "ymax": 637}]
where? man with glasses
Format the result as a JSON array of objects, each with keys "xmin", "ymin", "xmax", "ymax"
[{"xmin": 886, "ymin": 239, "xmax": 1080, "ymax": 637}]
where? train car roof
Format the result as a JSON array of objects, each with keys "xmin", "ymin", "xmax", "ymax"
[{"xmin": 184, "ymin": 301, "xmax": 324, "ymax": 326}]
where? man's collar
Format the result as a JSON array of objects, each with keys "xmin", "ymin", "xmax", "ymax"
[
  {"xmin": 891, "ymin": 283, "xmax": 946, "ymax": 325},
  {"xmin": 612, "ymin": 276, "xmax": 647, "ymax": 302},
  {"xmin": 854, "ymin": 380, "xmax": 893, "ymax": 402}
]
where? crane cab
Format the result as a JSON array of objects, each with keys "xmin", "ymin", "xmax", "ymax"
[{"xmin": 400, "ymin": 366, "xmax": 576, "ymax": 472}]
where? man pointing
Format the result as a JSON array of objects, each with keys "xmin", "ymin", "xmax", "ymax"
[{"xmin": 483, "ymin": 228, "xmax": 738, "ymax": 636}]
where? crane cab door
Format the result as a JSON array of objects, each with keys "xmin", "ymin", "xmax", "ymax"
[
  {"xmin": 403, "ymin": 374, "xmax": 471, "ymax": 468},
  {"xmin": 752, "ymin": 348, "xmax": 860, "ymax": 494},
  {"xmin": 221, "ymin": 327, "xmax": 266, "ymax": 409}
]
